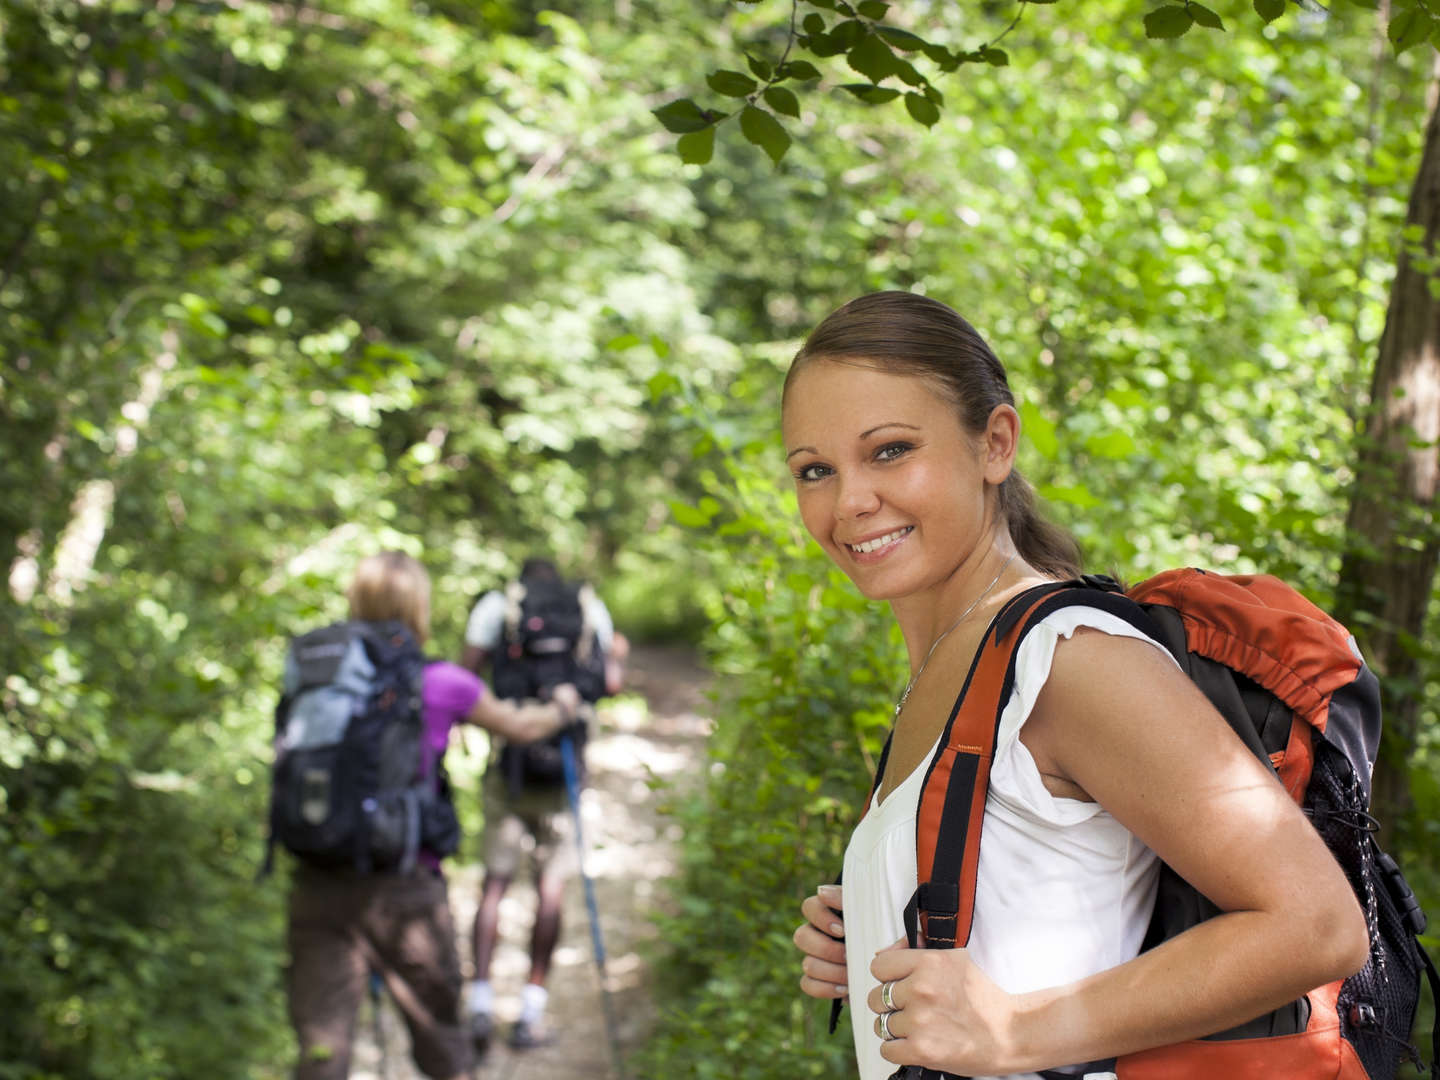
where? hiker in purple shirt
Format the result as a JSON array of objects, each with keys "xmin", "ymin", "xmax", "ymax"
[{"xmin": 285, "ymin": 551, "xmax": 579, "ymax": 1080}]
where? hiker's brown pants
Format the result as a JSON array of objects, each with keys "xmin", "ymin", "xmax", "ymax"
[{"xmin": 287, "ymin": 863, "xmax": 471, "ymax": 1080}]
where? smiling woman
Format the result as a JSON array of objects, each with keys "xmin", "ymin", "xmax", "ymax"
[{"xmin": 783, "ymin": 292, "xmax": 1369, "ymax": 1080}]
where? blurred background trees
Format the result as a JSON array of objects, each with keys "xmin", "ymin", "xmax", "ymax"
[{"xmin": 2, "ymin": 1, "xmax": 1436, "ymax": 1076}]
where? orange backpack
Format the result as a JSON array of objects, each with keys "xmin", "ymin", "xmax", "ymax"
[{"xmin": 855, "ymin": 570, "xmax": 1438, "ymax": 1080}]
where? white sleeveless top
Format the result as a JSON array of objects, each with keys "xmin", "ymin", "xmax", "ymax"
[{"xmin": 842, "ymin": 609, "xmax": 1171, "ymax": 1080}]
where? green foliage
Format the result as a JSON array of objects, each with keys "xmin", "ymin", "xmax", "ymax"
[
  {"xmin": 0, "ymin": 0, "xmax": 733, "ymax": 1075},
  {"xmin": 656, "ymin": 0, "xmax": 1439, "ymax": 162}
]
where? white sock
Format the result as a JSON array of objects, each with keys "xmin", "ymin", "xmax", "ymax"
[
  {"xmin": 466, "ymin": 979, "xmax": 493, "ymax": 1017},
  {"xmin": 518, "ymin": 982, "xmax": 548, "ymax": 1025}
]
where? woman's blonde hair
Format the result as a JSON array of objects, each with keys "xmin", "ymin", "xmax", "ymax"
[{"xmin": 346, "ymin": 550, "xmax": 431, "ymax": 644}]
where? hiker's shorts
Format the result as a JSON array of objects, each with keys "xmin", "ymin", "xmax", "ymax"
[
  {"xmin": 481, "ymin": 777, "xmax": 578, "ymax": 882},
  {"xmin": 286, "ymin": 864, "xmax": 470, "ymax": 1080}
]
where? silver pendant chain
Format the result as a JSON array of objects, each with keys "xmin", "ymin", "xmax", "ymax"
[{"xmin": 894, "ymin": 550, "xmax": 1017, "ymax": 719}]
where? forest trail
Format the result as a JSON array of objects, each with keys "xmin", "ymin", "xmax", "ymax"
[{"xmin": 349, "ymin": 644, "xmax": 713, "ymax": 1080}]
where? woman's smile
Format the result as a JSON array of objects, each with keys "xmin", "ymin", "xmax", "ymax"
[{"xmin": 844, "ymin": 526, "xmax": 914, "ymax": 560}]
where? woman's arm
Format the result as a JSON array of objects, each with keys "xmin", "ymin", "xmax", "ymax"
[
  {"xmin": 464, "ymin": 682, "xmax": 581, "ymax": 742},
  {"xmin": 869, "ymin": 629, "xmax": 1369, "ymax": 1076}
]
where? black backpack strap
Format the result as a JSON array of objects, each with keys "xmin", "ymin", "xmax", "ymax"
[{"xmin": 1421, "ymin": 941, "xmax": 1440, "ymax": 1080}]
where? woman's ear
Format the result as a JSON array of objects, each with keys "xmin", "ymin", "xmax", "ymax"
[{"xmin": 982, "ymin": 404, "xmax": 1020, "ymax": 486}]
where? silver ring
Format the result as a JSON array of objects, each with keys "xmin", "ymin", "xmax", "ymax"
[
  {"xmin": 880, "ymin": 979, "xmax": 898, "ymax": 1012},
  {"xmin": 875, "ymin": 1010, "xmax": 895, "ymax": 1041}
]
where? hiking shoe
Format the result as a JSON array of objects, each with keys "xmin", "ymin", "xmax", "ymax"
[
  {"xmin": 468, "ymin": 1011, "xmax": 494, "ymax": 1057},
  {"xmin": 508, "ymin": 1018, "xmax": 555, "ymax": 1051}
]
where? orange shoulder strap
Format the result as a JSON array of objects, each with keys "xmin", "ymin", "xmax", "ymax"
[{"xmin": 906, "ymin": 582, "xmax": 1154, "ymax": 950}]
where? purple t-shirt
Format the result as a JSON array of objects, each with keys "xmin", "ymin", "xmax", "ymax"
[{"xmin": 420, "ymin": 660, "xmax": 485, "ymax": 866}]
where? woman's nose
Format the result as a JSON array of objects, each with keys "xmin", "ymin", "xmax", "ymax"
[{"xmin": 835, "ymin": 474, "xmax": 880, "ymax": 519}]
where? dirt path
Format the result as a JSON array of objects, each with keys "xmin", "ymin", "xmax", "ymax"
[{"xmin": 349, "ymin": 644, "xmax": 712, "ymax": 1080}]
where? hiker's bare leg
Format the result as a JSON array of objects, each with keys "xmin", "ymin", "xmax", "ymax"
[
  {"xmin": 471, "ymin": 871, "xmax": 511, "ymax": 979},
  {"xmin": 527, "ymin": 867, "xmax": 566, "ymax": 985}
]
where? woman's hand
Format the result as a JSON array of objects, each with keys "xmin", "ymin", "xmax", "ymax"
[
  {"xmin": 867, "ymin": 938, "xmax": 1019, "ymax": 1075},
  {"xmin": 795, "ymin": 884, "xmax": 848, "ymax": 1000},
  {"xmin": 550, "ymin": 682, "xmax": 581, "ymax": 720}
]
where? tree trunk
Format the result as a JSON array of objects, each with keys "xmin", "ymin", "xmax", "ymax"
[{"xmin": 1334, "ymin": 79, "xmax": 1440, "ymax": 840}]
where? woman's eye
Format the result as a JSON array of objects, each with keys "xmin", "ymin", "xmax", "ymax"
[
  {"xmin": 875, "ymin": 442, "xmax": 913, "ymax": 462},
  {"xmin": 794, "ymin": 463, "xmax": 832, "ymax": 482}
]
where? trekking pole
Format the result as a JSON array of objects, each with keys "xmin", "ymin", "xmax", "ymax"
[
  {"xmin": 368, "ymin": 968, "xmax": 391, "ymax": 1080},
  {"xmin": 560, "ymin": 732, "xmax": 629, "ymax": 1080}
]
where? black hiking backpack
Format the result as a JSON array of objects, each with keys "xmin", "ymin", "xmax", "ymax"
[
  {"xmin": 262, "ymin": 620, "xmax": 460, "ymax": 875},
  {"xmin": 490, "ymin": 576, "xmax": 608, "ymax": 793}
]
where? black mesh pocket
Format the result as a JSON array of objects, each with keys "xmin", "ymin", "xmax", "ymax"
[{"xmin": 1306, "ymin": 739, "xmax": 1425, "ymax": 1078}]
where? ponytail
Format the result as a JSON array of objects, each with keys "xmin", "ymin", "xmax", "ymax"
[{"xmin": 999, "ymin": 471, "xmax": 1083, "ymax": 579}]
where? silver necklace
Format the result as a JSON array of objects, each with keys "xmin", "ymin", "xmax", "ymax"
[{"xmin": 894, "ymin": 550, "xmax": 1017, "ymax": 719}]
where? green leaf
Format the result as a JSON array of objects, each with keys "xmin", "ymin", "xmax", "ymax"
[
  {"xmin": 647, "ymin": 372, "xmax": 682, "ymax": 401},
  {"xmin": 1039, "ymin": 483, "xmax": 1104, "ymax": 510},
  {"xmin": 982, "ymin": 47, "xmax": 1009, "ymax": 65},
  {"xmin": 764, "ymin": 86, "xmax": 802, "ymax": 118},
  {"xmin": 678, "ymin": 127, "xmax": 716, "ymax": 164},
  {"xmin": 857, "ymin": 0, "xmax": 890, "ymax": 17},
  {"xmin": 807, "ymin": 30, "xmax": 845, "ymax": 57},
  {"xmin": 1019, "ymin": 401, "xmax": 1059, "ymax": 460},
  {"xmin": 746, "ymin": 54, "xmax": 773, "ymax": 81},
  {"xmin": 653, "ymin": 98, "xmax": 712, "ymax": 133},
  {"xmin": 877, "ymin": 26, "xmax": 927, "ymax": 49},
  {"xmin": 1388, "ymin": 6, "xmax": 1434, "ymax": 52},
  {"xmin": 1188, "ymin": 3, "xmax": 1226, "ymax": 28},
  {"xmin": 904, "ymin": 92, "xmax": 940, "ymax": 126},
  {"xmin": 846, "ymin": 31, "xmax": 899, "ymax": 81},
  {"xmin": 739, "ymin": 105, "xmax": 791, "ymax": 164},
  {"xmin": 1144, "ymin": 4, "xmax": 1195, "ymax": 36},
  {"xmin": 708, "ymin": 69, "xmax": 759, "ymax": 97},
  {"xmin": 893, "ymin": 59, "xmax": 925, "ymax": 85},
  {"xmin": 839, "ymin": 83, "xmax": 902, "ymax": 103},
  {"xmin": 670, "ymin": 500, "xmax": 714, "ymax": 528},
  {"xmin": 780, "ymin": 59, "xmax": 823, "ymax": 80},
  {"xmin": 606, "ymin": 333, "xmax": 642, "ymax": 350},
  {"xmin": 1085, "ymin": 430, "xmax": 1138, "ymax": 459},
  {"xmin": 831, "ymin": 18, "xmax": 865, "ymax": 48},
  {"xmin": 802, "ymin": 13, "xmax": 827, "ymax": 34},
  {"xmin": 1252, "ymin": 0, "xmax": 1285, "ymax": 22}
]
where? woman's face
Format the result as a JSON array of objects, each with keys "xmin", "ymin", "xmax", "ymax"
[{"xmin": 782, "ymin": 359, "xmax": 1008, "ymax": 602}]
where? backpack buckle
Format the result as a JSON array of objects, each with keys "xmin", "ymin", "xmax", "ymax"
[{"xmin": 1377, "ymin": 851, "xmax": 1428, "ymax": 935}]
